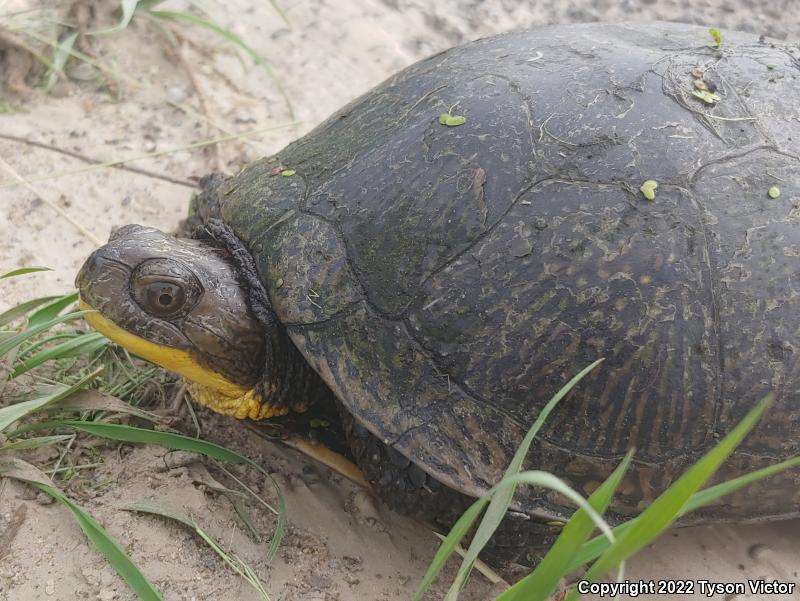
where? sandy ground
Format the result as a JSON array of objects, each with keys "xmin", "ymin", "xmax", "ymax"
[{"xmin": 2, "ymin": 0, "xmax": 800, "ymax": 600}]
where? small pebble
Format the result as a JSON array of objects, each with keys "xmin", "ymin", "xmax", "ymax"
[
  {"xmin": 747, "ymin": 542, "xmax": 769, "ymax": 560},
  {"xmin": 343, "ymin": 573, "xmax": 360, "ymax": 586},
  {"xmin": 35, "ymin": 492, "xmax": 55, "ymax": 506},
  {"xmin": 155, "ymin": 451, "xmax": 199, "ymax": 472},
  {"xmin": 164, "ymin": 86, "xmax": 190, "ymax": 104},
  {"xmin": 68, "ymin": 62, "xmax": 99, "ymax": 81}
]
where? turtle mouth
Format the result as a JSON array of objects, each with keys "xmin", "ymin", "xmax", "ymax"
[{"xmin": 79, "ymin": 298, "xmax": 250, "ymax": 399}]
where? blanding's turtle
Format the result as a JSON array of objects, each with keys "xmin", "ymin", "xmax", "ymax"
[{"xmin": 76, "ymin": 22, "xmax": 800, "ymax": 571}]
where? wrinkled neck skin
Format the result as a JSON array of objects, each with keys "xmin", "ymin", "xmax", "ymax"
[{"xmin": 190, "ymin": 218, "xmax": 334, "ymax": 419}]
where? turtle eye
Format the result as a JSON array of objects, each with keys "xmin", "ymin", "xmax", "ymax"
[
  {"xmin": 131, "ymin": 259, "xmax": 202, "ymax": 319},
  {"xmin": 140, "ymin": 282, "xmax": 186, "ymax": 316}
]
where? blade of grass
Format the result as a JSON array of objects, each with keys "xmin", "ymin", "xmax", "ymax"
[
  {"xmin": 195, "ymin": 524, "xmax": 271, "ymax": 601},
  {"xmin": 17, "ymin": 333, "xmax": 82, "ymax": 359},
  {"xmin": 44, "ymin": 30, "xmax": 78, "ymax": 91},
  {"xmin": 0, "ymin": 267, "xmax": 52, "ymax": 279},
  {"xmin": 125, "ymin": 499, "xmax": 195, "ymax": 528},
  {"xmin": 192, "ymin": 472, "xmax": 247, "ymax": 498},
  {"xmin": 135, "ymin": 0, "xmax": 167, "ymax": 9},
  {"xmin": 0, "ymin": 434, "xmax": 73, "ymax": 451},
  {"xmin": 0, "ymin": 296, "xmax": 61, "ymax": 328},
  {"xmin": 497, "ymin": 449, "xmax": 635, "ymax": 601},
  {"xmin": 443, "ymin": 471, "xmax": 613, "ymax": 601},
  {"xmin": 0, "ymin": 156, "xmax": 103, "ymax": 245},
  {"xmin": 36, "ymin": 484, "xmax": 165, "ymax": 601},
  {"xmin": 27, "ymin": 292, "xmax": 79, "ymax": 329},
  {"xmin": 49, "ymin": 421, "xmax": 285, "ymax": 557},
  {"xmin": 566, "ymin": 394, "xmax": 773, "ymax": 600},
  {"xmin": 0, "ymin": 310, "xmax": 92, "ymax": 358},
  {"xmin": 19, "ymin": 28, "xmax": 139, "ymax": 87},
  {"xmin": 229, "ymin": 498, "xmax": 262, "ymax": 543},
  {"xmin": 270, "ymin": 1, "xmax": 289, "ymax": 26},
  {"xmin": 683, "ymin": 455, "xmax": 800, "ymax": 513},
  {"xmin": 413, "ymin": 470, "xmax": 613, "ymax": 601},
  {"xmin": 52, "ymin": 421, "xmax": 275, "ymax": 490},
  {"xmin": 215, "ymin": 462, "xmax": 279, "ymax": 516},
  {"xmin": 0, "ymin": 311, "xmax": 92, "ymax": 357},
  {"xmin": 431, "ymin": 532, "xmax": 504, "ymax": 585},
  {"xmin": 125, "ymin": 500, "xmax": 271, "ymax": 600},
  {"xmin": 12, "ymin": 332, "xmax": 109, "ymax": 377},
  {"xmin": 0, "ymin": 25, "xmax": 61, "ymax": 74},
  {"xmin": 0, "ymin": 455, "xmax": 56, "ymax": 486},
  {"xmin": 443, "ymin": 359, "xmax": 604, "ymax": 600},
  {"xmin": 413, "ymin": 497, "xmax": 488, "ymax": 601},
  {"xmin": 149, "ymin": 10, "xmax": 259, "ymax": 62},
  {"xmin": 0, "ymin": 457, "xmax": 163, "ymax": 599},
  {"xmin": 88, "ymin": 0, "xmax": 141, "ymax": 35},
  {"xmin": 58, "ymin": 389, "xmax": 166, "ymax": 423},
  {"xmin": 0, "ymin": 368, "xmax": 100, "ymax": 432},
  {"xmin": 568, "ymin": 454, "xmax": 800, "ymax": 572}
]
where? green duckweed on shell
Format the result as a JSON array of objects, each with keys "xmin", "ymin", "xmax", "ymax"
[
  {"xmin": 640, "ymin": 179, "xmax": 658, "ymax": 201},
  {"xmin": 438, "ymin": 113, "xmax": 466, "ymax": 127},
  {"xmin": 692, "ymin": 89, "xmax": 720, "ymax": 104}
]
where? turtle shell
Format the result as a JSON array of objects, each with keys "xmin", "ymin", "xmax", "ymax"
[{"xmin": 211, "ymin": 22, "xmax": 800, "ymax": 522}]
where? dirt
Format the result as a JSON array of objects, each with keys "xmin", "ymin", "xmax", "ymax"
[{"xmin": 2, "ymin": 1, "xmax": 800, "ymax": 600}]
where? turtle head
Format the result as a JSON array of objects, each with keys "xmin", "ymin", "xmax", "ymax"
[{"xmin": 76, "ymin": 225, "xmax": 268, "ymax": 409}]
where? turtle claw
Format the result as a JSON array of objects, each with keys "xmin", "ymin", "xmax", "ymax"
[
  {"xmin": 281, "ymin": 435, "xmax": 371, "ymax": 489},
  {"xmin": 243, "ymin": 404, "xmax": 372, "ymax": 489}
]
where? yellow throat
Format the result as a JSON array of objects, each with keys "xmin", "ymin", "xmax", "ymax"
[{"xmin": 79, "ymin": 300, "xmax": 287, "ymax": 420}]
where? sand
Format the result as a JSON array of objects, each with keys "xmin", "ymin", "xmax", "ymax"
[{"xmin": 1, "ymin": 0, "xmax": 799, "ymax": 599}]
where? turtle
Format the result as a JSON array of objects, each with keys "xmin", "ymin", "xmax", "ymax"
[{"xmin": 76, "ymin": 21, "xmax": 800, "ymax": 573}]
